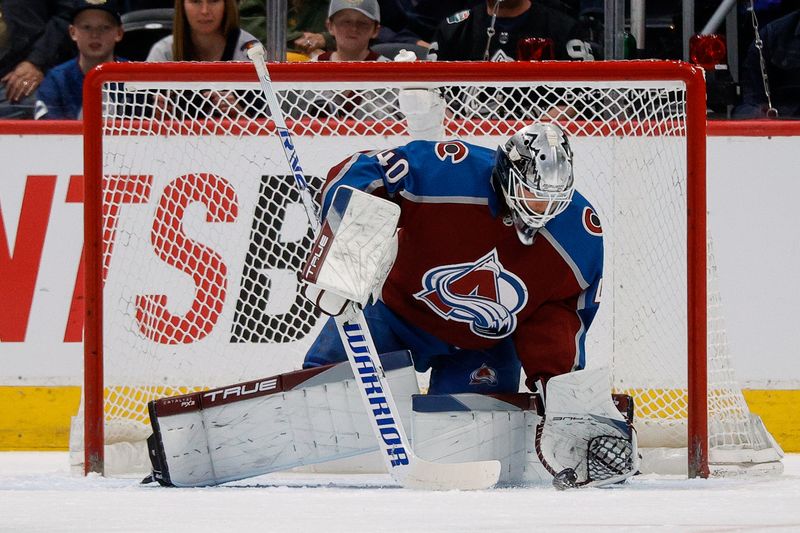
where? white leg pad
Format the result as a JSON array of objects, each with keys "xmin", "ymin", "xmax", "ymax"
[
  {"xmin": 411, "ymin": 394, "xmax": 552, "ymax": 484},
  {"xmin": 147, "ymin": 351, "xmax": 419, "ymax": 486},
  {"xmin": 411, "ymin": 375, "xmax": 637, "ymax": 487}
]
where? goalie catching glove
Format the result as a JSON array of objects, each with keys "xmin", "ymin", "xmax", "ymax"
[
  {"xmin": 302, "ymin": 186, "xmax": 400, "ymax": 315},
  {"xmin": 535, "ymin": 367, "xmax": 640, "ymax": 488}
]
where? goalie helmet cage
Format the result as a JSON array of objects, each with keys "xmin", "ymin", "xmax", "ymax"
[{"xmin": 80, "ymin": 60, "xmax": 779, "ymax": 480}]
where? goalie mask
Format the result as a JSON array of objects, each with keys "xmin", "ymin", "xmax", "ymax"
[{"xmin": 493, "ymin": 123, "xmax": 575, "ymax": 244}]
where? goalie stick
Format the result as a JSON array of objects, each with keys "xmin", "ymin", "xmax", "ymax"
[{"xmin": 242, "ymin": 40, "xmax": 501, "ymax": 490}]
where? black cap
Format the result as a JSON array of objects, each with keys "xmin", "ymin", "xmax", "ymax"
[{"xmin": 72, "ymin": 0, "xmax": 122, "ymax": 24}]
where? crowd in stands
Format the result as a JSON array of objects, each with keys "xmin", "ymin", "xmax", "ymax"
[{"xmin": 0, "ymin": 0, "xmax": 798, "ymax": 120}]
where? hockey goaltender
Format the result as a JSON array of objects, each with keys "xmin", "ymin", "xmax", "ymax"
[{"xmin": 142, "ymin": 122, "xmax": 639, "ymax": 490}]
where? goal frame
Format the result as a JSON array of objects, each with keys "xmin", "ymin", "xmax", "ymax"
[{"xmin": 82, "ymin": 60, "xmax": 708, "ymax": 477}]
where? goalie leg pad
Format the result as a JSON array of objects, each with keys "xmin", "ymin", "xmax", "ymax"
[
  {"xmin": 411, "ymin": 393, "xmax": 540, "ymax": 485},
  {"xmin": 146, "ymin": 350, "xmax": 419, "ymax": 487},
  {"xmin": 410, "ymin": 385, "xmax": 636, "ymax": 487}
]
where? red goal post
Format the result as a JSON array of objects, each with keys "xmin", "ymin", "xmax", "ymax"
[{"xmin": 80, "ymin": 60, "xmax": 722, "ymax": 478}]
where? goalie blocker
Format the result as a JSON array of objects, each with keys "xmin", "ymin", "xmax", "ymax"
[{"xmin": 144, "ymin": 364, "xmax": 638, "ymax": 488}]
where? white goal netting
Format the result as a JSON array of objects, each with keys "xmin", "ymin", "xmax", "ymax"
[{"xmin": 74, "ymin": 61, "xmax": 782, "ymax": 477}]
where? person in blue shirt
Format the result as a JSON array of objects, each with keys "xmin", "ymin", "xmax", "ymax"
[{"xmin": 35, "ymin": 0, "xmax": 124, "ymax": 119}]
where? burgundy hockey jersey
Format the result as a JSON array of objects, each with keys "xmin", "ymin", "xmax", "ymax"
[{"xmin": 319, "ymin": 140, "xmax": 603, "ymax": 380}]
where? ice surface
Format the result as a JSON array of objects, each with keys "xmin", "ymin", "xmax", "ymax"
[{"xmin": 1, "ymin": 452, "xmax": 799, "ymax": 532}]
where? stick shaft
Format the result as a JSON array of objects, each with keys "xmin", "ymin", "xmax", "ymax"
[
  {"xmin": 247, "ymin": 45, "xmax": 320, "ymax": 233},
  {"xmin": 245, "ymin": 41, "xmax": 416, "ymax": 478}
]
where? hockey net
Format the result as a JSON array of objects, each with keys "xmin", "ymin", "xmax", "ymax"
[{"xmin": 76, "ymin": 61, "xmax": 782, "ymax": 477}]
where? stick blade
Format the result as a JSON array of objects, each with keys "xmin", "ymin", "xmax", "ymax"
[{"xmin": 401, "ymin": 458, "xmax": 501, "ymax": 491}]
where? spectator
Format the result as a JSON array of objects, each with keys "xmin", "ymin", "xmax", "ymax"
[
  {"xmin": 146, "ymin": 0, "xmax": 256, "ymax": 61},
  {"xmin": 0, "ymin": 1, "xmax": 75, "ymax": 119},
  {"xmin": 239, "ymin": 0, "xmax": 334, "ymax": 58},
  {"xmin": 427, "ymin": 0, "xmax": 596, "ymax": 62},
  {"xmin": 34, "ymin": 0, "xmax": 125, "ymax": 120},
  {"xmin": 147, "ymin": 0, "xmax": 256, "ymax": 119},
  {"xmin": 239, "ymin": 0, "xmax": 427, "ymax": 60},
  {"xmin": 734, "ymin": 8, "xmax": 800, "ymax": 119},
  {"xmin": 425, "ymin": 0, "xmax": 597, "ymax": 121},
  {"xmin": 315, "ymin": 0, "xmax": 388, "ymax": 61},
  {"xmin": 296, "ymin": 0, "xmax": 394, "ymax": 122}
]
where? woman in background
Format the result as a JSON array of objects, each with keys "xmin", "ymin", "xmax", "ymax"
[
  {"xmin": 147, "ymin": 0, "xmax": 256, "ymax": 118},
  {"xmin": 147, "ymin": 0, "xmax": 256, "ymax": 61}
]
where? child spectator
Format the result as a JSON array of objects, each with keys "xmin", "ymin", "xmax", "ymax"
[
  {"xmin": 295, "ymin": 0, "xmax": 392, "ymax": 122},
  {"xmin": 34, "ymin": 0, "xmax": 124, "ymax": 120},
  {"xmin": 239, "ymin": 0, "xmax": 426, "ymax": 60},
  {"xmin": 315, "ymin": 0, "xmax": 387, "ymax": 61}
]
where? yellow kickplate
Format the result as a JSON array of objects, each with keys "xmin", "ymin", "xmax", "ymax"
[
  {"xmin": 0, "ymin": 387, "xmax": 81, "ymax": 450},
  {"xmin": 742, "ymin": 389, "xmax": 800, "ymax": 452},
  {"xmin": 0, "ymin": 386, "xmax": 797, "ymax": 452}
]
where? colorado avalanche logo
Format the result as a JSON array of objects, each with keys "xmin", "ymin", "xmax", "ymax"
[
  {"xmin": 414, "ymin": 249, "xmax": 528, "ymax": 339},
  {"xmin": 434, "ymin": 141, "xmax": 469, "ymax": 164},
  {"xmin": 469, "ymin": 364, "xmax": 499, "ymax": 386},
  {"xmin": 583, "ymin": 206, "xmax": 602, "ymax": 236}
]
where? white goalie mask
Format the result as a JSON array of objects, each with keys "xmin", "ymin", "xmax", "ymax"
[{"xmin": 493, "ymin": 123, "xmax": 575, "ymax": 244}]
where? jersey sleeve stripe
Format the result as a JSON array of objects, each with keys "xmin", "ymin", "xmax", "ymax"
[{"xmin": 398, "ymin": 190, "xmax": 490, "ymax": 205}]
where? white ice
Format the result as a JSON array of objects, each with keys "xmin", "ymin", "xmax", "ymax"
[{"xmin": 1, "ymin": 452, "xmax": 799, "ymax": 532}]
